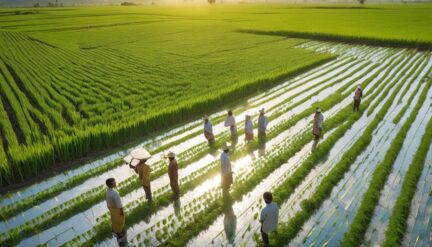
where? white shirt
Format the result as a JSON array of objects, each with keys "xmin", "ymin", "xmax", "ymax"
[
  {"xmin": 260, "ymin": 202, "xmax": 279, "ymax": 233},
  {"xmin": 317, "ymin": 114, "xmax": 324, "ymax": 128},
  {"xmin": 106, "ymin": 188, "xmax": 122, "ymax": 209},
  {"xmin": 204, "ymin": 121, "xmax": 213, "ymax": 134},
  {"xmin": 224, "ymin": 116, "xmax": 236, "ymax": 128},
  {"xmin": 220, "ymin": 151, "xmax": 232, "ymax": 175},
  {"xmin": 245, "ymin": 119, "xmax": 253, "ymax": 134}
]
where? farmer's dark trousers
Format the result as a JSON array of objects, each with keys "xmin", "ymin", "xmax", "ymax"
[
  {"xmin": 170, "ymin": 181, "xmax": 180, "ymax": 199},
  {"xmin": 143, "ymin": 185, "xmax": 152, "ymax": 201},
  {"xmin": 261, "ymin": 226, "xmax": 269, "ymax": 246},
  {"xmin": 353, "ymin": 99, "xmax": 361, "ymax": 111}
]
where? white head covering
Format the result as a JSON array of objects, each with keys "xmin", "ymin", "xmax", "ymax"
[
  {"xmin": 131, "ymin": 148, "xmax": 151, "ymax": 160},
  {"xmin": 316, "ymin": 108, "xmax": 321, "ymax": 113}
]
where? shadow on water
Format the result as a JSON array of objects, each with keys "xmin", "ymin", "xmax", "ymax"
[
  {"xmin": 222, "ymin": 194, "xmax": 237, "ymax": 246},
  {"xmin": 173, "ymin": 198, "xmax": 181, "ymax": 216},
  {"xmin": 258, "ymin": 136, "xmax": 267, "ymax": 157}
]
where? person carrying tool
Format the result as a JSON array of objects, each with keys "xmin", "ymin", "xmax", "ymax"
[
  {"xmin": 127, "ymin": 148, "xmax": 152, "ymax": 202},
  {"xmin": 353, "ymin": 85, "xmax": 363, "ymax": 112}
]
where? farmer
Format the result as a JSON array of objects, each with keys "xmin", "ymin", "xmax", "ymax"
[
  {"xmin": 259, "ymin": 192, "xmax": 279, "ymax": 247},
  {"xmin": 258, "ymin": 108, "xmax": 268, "ymax": 139},
  {"xmin": 353, "ymin": 85, "xmax": 363, "ymax": 112},
  {"xmin": 245, "ymin": 114, "xmax": 254, "ymax": 142},
  {"xmin": 224, "ymin": 110, "xmax": 237, "ymax": 137},
  {"xmin": 166, "ymin": 151, "xmax": 180, "ymax": 199},
  {"xmin": 128, "ymin": 148, "xmax": 152, "ymax": 202},
  {"xmin": 105, "ymin": 178, "xmax": 126, "ymax": 242},
  {"xmin": 204, "ymin": 115, "xmax": 215, "ymax": 145},
  {"xmin": 220, "ymin": 142, "xmax": 233, "ymax": 194},
  {"xmin": 312, "ymin": 108, "xmax": 324, "ymax": 151}
]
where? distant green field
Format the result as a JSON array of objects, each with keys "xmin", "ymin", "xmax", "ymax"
[{"xmin": 0, "ymin": 4, "xmax": 430, "ymax": 185}]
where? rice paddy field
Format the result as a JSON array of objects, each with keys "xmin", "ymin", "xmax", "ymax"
[{"xmin": 1, "ymin": 3, "xmax": 432, "ymax": 247}]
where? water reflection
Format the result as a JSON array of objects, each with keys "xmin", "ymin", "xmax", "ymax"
[
  {"xmin": 230, "ymin": 134, "xmax": 239, "ymax": 149},
  {"xmin": 222, "ymin": 195, "xmax": 237, "ymax": 246},
  {"xmin": 258, "ymin": 136, "xmax": 266, "ymax": 157},
  {"xmin": 173, "ymin": 198, "xmax": 181, "ymax": 216}
]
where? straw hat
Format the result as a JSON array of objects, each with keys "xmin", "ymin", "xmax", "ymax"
[
  {"xmin": 221, "ymin": 142, "xmax": 231, "ymax": 151},
  {"xmin": 166, "ymin": 151, "xmax": 175, "ymax": 158},
  {"xmin": 123, "ymin": 154, "xmax": 139, "ymax": 166},
  {"xmin": 203, "ymin": 115, "xmax": 209, "ymax": 120},
  {"xmin": 131, "ymin": 148, "xmax": 151, "ymax": 160},
  {"xmin": 316, "ymin": 108, "xmax": 321, "ymax": 113},
  {"xmin": 259, "ymin": 108, "xmax": 265, "ymax": 114}
]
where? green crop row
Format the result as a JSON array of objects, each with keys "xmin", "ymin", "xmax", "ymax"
[
  {"xmin": 158, "ymin": 60, "xmax": 392, "ymax": 246},
  {"xmin": 0, "ymin": 55, "xmax": 334, "ymax": 186},
  {"xmin": 0, "ymin": 28, "xmax": 334, "ymax": 186},
  {"xmin": 341, "ymin": 79, "xmax": 432, "ymax": 246},
  {"xmin": 239, "ymin": 30, "xmax": 432, "ymax": 51},
  {"xmin": 269, "ymin": 49, "xmax": 412, "ymax": 246},
  {"xmin": 367, "ymin": 53, "xmax": 419, "ymax": 116},
  {"xmin": 382, "ymin": 100, "xmax": 432, "ymax": 247},
  {"xmin": 393, "ymin": 58, "xmax": 432, "ymax": 124},
  {"xmin": 74, "ymin": 74, "xmax": 360, "ymax": 246}
]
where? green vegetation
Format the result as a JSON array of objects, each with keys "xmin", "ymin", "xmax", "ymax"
[
  {"xmin": 341, "ymin": 77, "xmax": 432, "ymax": 247},
  {"xmin": 0, "ymin": 17, "xmax": 330, "ymax": 185},
  {"xmin": 269, "ymin": 48, "xmax": 412, "ymax": 246},
  {"xmin": 1, "ymin": 4, "xmax": 432, "ymax": 247},
  {"xmin": 382, "ymin": 103, "xmax": 432, "ymax": 247},
  {"xmin": 1, "ymin": 4, "xmax": 432, "ymax": 185}
]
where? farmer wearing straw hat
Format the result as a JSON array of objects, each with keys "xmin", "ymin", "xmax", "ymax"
[
  {"xmin": 245, "ymin": 114, "xmax": 254, "ymax": 142},
  {"xmin": 105, "ymin": 178, "xmax": 126, "ymax": 243},
  {"xmin": 220, "ymin": 142, "xmax": 233, "ymax": 193},
  {"xmin": 166, "ymin": 151, "xmax": 180, "ymax": 199},
  {"xmin": 224, "ymin": 110, "xmax": 237, "ymax": 137},
  {"xmin": 127, "ymin": 148, "xmax": 152, "ymax": 202},
  {"xmin": 204, "ymin": 115, "xmax": 215, "ymax": 145},
  {"xmin": 312, "ymin": 108, "xmax": 324, "ymax": 151},
  {"xmin": 258, "ymin": 108, "xmax": 268, "ymax": 138},
  {"xmin": 353, "ymin": 85, "xmax": 363, "ymax": 112}
]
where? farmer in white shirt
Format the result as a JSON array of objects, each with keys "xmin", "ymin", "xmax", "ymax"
[
  {"xmin": 245, "ymin": 114, "xmax": 254, "ymax": 142},
  {"xmin": 260, "ymin": 192, "xmax": 279, "ymax": 247},
  {"xmin": 204, "ymin": 115, "xmax": 215, "ymax": 145},
  {"xmin": 224, "ymin": 110, "xmax": 237, "ymax": 137},
  {"xmin": 220, "ymin": 142, "xmax": 233, "ymax": 194},
  {"xmin": 258, "ymin": 108, "xmax": 268, "ymax": 138},
  {"xmin": 312, "ymin": 108, "xmax": 324, "ymax": 151},
  {"xmin": 105, "ymin": 178, "xmax": 126, "ymax": 242}
]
